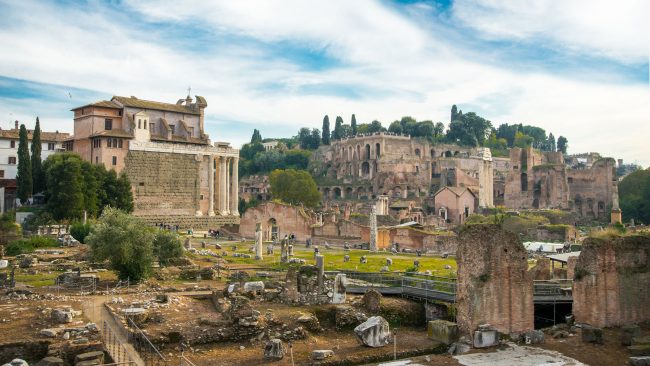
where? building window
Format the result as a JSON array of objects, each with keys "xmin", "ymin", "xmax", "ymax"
[
  {"xmin": 144, "ymin": 121, "xmax": 147, "ymax": 130},
  {"xmin": 118, "ymin": 139, "xmax": 123, "ymax": 148},
  {"xmin": 138, "ymin": 119, "xmax": 141, "ymax": 129},
  {"xmin": 118, "ymin": 110, "xmax": 122, "ymax": 116},
  {"xmin": 112, "ymin": 156, "xmax": 117, "ymax": 166},
  {"xmin": 138, "ymin": 182, "xmax": 145, "ymax": 186},
  {"xmin": 95, "ymin": 156, "xmax": 98, "ymax": 164},
  {"xmin": 105, "ymin": 119, "xmax": 113, "ymax": 130},
  {"xmin": 170, "ymin": 125, "xmax": 175, "ymax": 134},
  {"xmin": 10, "ymin": 141, "xmax": 15, "ymax": 148},
  {"xmin": 8, "ymin": 157, "xmax": 16, "ymax": 164},
  {"xmin": 64, "ymin": 141, "xmax": 74, "ymax": 151},
  {"xmin": 0, "ymin": 170, "xmax": 4, "ymax": 178},
  {"xmin": 106, "ymin": 138, "xmax": 112, "ymax": 148},
  {"xmin": 47, "ymin": 143, "xmax": 55, "ymax": 150},
  {"xmin": 93, "ymin": 138, "xmax": 101, "ymax": 148}
]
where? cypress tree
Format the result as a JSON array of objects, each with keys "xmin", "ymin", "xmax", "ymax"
[
  {"xmin": 322, "ymin": 115, "xmax": 330, "ymax": 145},
  {"xmin": 351, "ymin": 114, "xmax": 357, "ymax": 135},
  {"xmin": 451, "ymin": 105, "xmax": 458, "ymax": 122},
  {"xmin": 16, "ymin": 124, "xmax": 33, "ymax": 203},
  {"xmin": 31, "ymin": 117, "xmax": 44, "ymax": 194},
  {"xmin": 333, "ymin": 116, "xmax": 343, "ymax": 140},
  {"xmin": 251, "ymin": 129, "xmax": 262, "ymax": 143}
]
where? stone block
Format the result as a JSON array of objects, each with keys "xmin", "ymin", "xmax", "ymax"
[
  {"xmin": 629, "ymin": 356, "xmax": 650, "ymax": 366},
  {"xmin": 354, "ymin": 316, "xmax": 391, "ymax": 347},
  {"xmin": 263, "ymin": 339, "xmax": 285, "ymax": 360},
  {"xmin": 581, "ymin": 325, "xmax": 603, "ymax": 344},
  {"xmin": 473, "ymin": 329, "xmax": 499, "ymax": 348},
  {"xmin": 51, "ymin": 309, "xmax": 73, "ymax": 323},
  {"xmin": 243, "ymin": 281, "xmax": 265, "ymax": 293},
  {"xmin": 362, "ymin": 289, "xmax": 382, "ymax": 314},
  {"xmin": 622, "ymin": 325, "xmax": 642, "ymax": 346},
  {"xmin": 447, "ymin": 342, "xmax": 471, "ymax": 355},
  {"xmin": 34, "ymin": 357, "xmax": 64, "ymax": 366},
  {"xmin": 74, "ymin": 351, "xmax": 104, "ymax": 364},
  {"xmin": 523, "ymin": 330, "xmax": 545, "ymax": 344},
  {"xmin": 633, "ymin": 336, "xmax": 650, "ymax": 346},
  {"xmin": 311, "ymin": 350, "xmax": 334, "ymax": 360},
  {"xmin": 427, "ymin": 320, "xmax": 459, "ymax": 345},
  {"xmin": 628, "ymin": 346, "xmax": 650, "ymax": 357}
]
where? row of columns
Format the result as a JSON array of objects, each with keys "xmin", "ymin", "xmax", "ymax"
[{"xmin": 207, "ymin": 155, "xmax": 239, "ymax": 217}]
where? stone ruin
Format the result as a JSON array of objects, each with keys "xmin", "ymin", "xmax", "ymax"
[
  {"xmin": 572, "ymin": 233, "xmax": 650, "ymax": 327},
  {"xmin": 278, "ymin": 264, "xmax": 346, "ymax": 305},
  {"xmin": 455, "ymin": 224, "xmax": 534, "ymax": 337}
]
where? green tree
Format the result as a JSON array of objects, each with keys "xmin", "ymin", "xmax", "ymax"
[
  {"xmin": 31, "ymin": 117, "xmax": 45, "ymax": 194},
  {"xmin": 496, "ymin": 123, "xmax": 520, "ymax": 147},
  {"xmin": 284, "ymin": 150, "xmax": 311, "ymax": 170},
  {"xmin": 557, "ymin": 136, "xmax": 568, "ymax": 154},
  {"xmin": 269, "ymin": 169, "xmax": 321, "ymax": 208},
  {"xmin": 333, "ymin": 116, "xmax": 343, "ymax": 140},
  {"xmin": 251, "ymin": 129, "xmax": 262, "ymax": 143},
  {"xmin": 367, "ymin": 120, "xmax": 384, "ymax": 133},
  {"xmin": 514, "ymin": 131, "xmax": 534, "ymax": 148},
  {"xmin": 70, "ymin": 221, "xmax": 92, "ymax": 244},
  {"xmin": 433, "ymin": 122, "xmax": 445, "ymax": 139},
  {"xmin": 16, "ymin": 124, "xmax": 32, "ymax": 203},
  {"xmin": 153, "ymin": 230, "xmax": 183, "ymax": 266},
  {"xmin": 87, "ymin": 207, "xmax": 154, "ymax": 281},
  {"xmin": 115, "ymin": 172, "xmax": 134, "ymax": 212},
  {"xmin": 451, "ymin": 105, "xmax": 458, "ymax": 122},
  {"xmin": 44, "ymin": 153, "xmax": 84, "ymax": 220},
  {"xmin": 547, "ymin": 133, "xmax": 556, "ymax": 152},
  {"xmin": 351, "ymin": 114, "xmax": 357, "ymax": 135},
  {"xmin": 322, "ymin": 115, "xmax": 330, "ymax": 145},
  {"xmin": 388, "ymin": 121, "xmax": 402, "ymax": 134},
  {"xmin": 619, "ymin": 168, "xmax": 650, "ymax": 224}
]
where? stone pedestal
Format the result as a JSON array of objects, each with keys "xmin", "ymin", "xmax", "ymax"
[{"xmin": 254, "ymin": 223, "xmax": 263, "ymax": 260}]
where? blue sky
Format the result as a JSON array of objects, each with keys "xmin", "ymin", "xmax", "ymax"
[{"xmin": 0, "ymin": 0, "xmax": 648, "ymax": 165}]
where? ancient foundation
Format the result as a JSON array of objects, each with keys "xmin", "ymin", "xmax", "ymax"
[
  {"xmin": 455, "ymin": 224, "xmax": 534, "ymax": 336},
  {"xmin": 572, "ymin": 233, "xmax": 650, "ymax": 327}
]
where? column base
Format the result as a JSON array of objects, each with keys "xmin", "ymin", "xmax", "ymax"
[
  {"xmin": 208, "ymin": 211, "xmax": 215, "ymax": 217},
  {"xmin": 231, "ymin": 211, "xmax": 240, "ymax": 217},
  {"xmin": 195, "ymin": 211, "xmax": 203, "ymax": 216},
  {"xmin": 220, "ymin": 210, "xmax": 230, "ymax": 216}
]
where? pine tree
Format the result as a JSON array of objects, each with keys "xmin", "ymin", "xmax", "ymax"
[
  {"xmin": 351, "ymin": 114, "xmax": 357, "ymax": 135},
  {"xmin": 321, "ymin": 115, "xmax": 330, "ymax": 145},
  {"xmin": 547, "ymin": 133, "xmax": 556, "ymax": 152},
  {"xmin": 31, "ymin": 117, "xmax": 44, "ymax": 194},
  {"xmin": 16, "ymin": 124, "xmax": 32, "ymax": 203},
  {"xmin": 451, "ymin": 105, "xmax": 458, "ymax": 122}
]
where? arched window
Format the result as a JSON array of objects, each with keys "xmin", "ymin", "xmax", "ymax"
[
  {"xmin": 415, "ymin": 148, "xmax": 421, "ymax": 157},
  {"xmin": 376, "ymin": 143, "xmax": 381, "ymax": 158},
  {"xmin": 365, "ymin": 144, "xmax": 371, "ymax": 159}
]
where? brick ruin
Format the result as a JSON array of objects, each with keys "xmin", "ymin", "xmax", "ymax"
[
  {"xmin": 455, "ymin": 224, "xmax": 534, "ymax": 336},
  {"xmin": 572, "ymin": 233, "xmax": 650, "ymax": 327}
]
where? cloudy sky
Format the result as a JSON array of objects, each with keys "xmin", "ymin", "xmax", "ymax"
[{"xmin": 0, "ymin": 0, "xmax": 648, "ymax": 165}]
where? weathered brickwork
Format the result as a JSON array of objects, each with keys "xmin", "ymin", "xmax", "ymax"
[
  {"xmin": 572, "ymin": 234, "xmax": 650, "ymax": 327},
  {"xmin": 456, "ymin": 224, "xmax": 534, "ymax": 336},
  {"xmin": 239, "ymin": 202, "xmax": 318, "ymax": 242},
  {"xmin": 124, "ymin": 150, "xmax": 201, "ymax": 216}
]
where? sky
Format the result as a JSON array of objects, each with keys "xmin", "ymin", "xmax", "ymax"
[{"xmin": 0, "ymin": 0, "xmax": 648, "ymax": 166}]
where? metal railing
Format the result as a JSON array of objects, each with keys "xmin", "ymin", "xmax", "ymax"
[
  {"xmin": 102, "ymin": 320, "xmax": 135, "ymax": 365},
  {"xmin": 533, "ymin": 279, "xmax": 573, "ymax": 296},
  {"xmin": 127, "ymin": 317, "xmax": 168, "ymax": 366}
]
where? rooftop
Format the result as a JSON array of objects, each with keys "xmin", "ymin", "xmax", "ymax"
[
  {"xmin": 112, "ymin": 96, "xmax": 202, "ymax": 115},
  {"xmin": 0, "ymin": 128, "xmax": 70, "ymax": 142}
]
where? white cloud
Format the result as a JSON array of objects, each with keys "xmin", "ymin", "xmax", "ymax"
[
  {"xmin": 451, "ymin": 0, "xmax": 650, "ymax": 63},
  {"xmin": 0, "ymin": 0, "xmax": 648, "ymax": 166}
]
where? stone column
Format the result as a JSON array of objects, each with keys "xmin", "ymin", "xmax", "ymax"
[
  {"xmin": 219, "ymin": 156, "xmax": 229, "ymax": 215},
  {"xmin": 225, "ymin": 157, "xmax": 231, "ymax": 215},
  {"xmin": 230, "ymin": 157, "xmax": 239, "ymax": 216},
  {"xmin": 316, "ymin": 254, "xmax": 325, "ymax": 290},
  {"xmin": 369, "ymin": 205, "xmax": 378, "ymax": 252},
  {"xmin": 208, "ymin": 155, "xmax": 215, "ymax": 216},
  {"xmin": 255, "ymin": 223, "xmax": 263, "ymax": 260}
]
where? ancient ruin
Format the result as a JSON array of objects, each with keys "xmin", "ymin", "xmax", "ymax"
[{"xmin": 455, "ymin": 224, "xmax": 534, "ymax": 336}]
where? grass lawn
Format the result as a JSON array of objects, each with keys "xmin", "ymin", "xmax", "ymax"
[
  {"xmin": 187, "ymin": 238, "xmax": 457, "ymax": 276},
  {"xmin": 11, "ymin": 271, "xmax": 61, "ymax": 287}
]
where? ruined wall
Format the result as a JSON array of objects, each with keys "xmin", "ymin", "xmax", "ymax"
[
  {"xmin": 567, "ymin": 158, "xmax": 616, "ymax": 221},
  {"xmin": 456, "ymin": 224, "xmax": 534, "ymax": 336},
  {"xmin": 124, "ymin": 150, "xmax": 201, "ymax": 216},
  {"xmin": 572, "ymin": 233, "xmax": 650, "ymax": 327},
  {"xmin": 239, "ymin": 202, "xmax": 317, "ymax": 241}
]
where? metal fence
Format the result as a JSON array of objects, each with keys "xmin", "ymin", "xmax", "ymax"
[
  {"xmin": 126, "ymin": 317, "xmax": 168, "ymax": 366},
  {"xmin": 102, "ymin": 320, "xmax": 135, "ymax": 365}
]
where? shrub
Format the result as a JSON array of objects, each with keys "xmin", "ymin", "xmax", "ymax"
[
  {"xmin": 153, "ymin": 230, "xmax": 183, "ymax": 266},
  {"xmin": 70, "ymin": 221, "xmax": 92, "ymax": 244},
  {"xmin": 5, "ymin": 236, "xmax": 58, "ymax": 256}
]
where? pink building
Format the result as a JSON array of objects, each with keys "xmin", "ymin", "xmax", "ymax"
[{"xmin": 433, "ymin": 186, "xmax": 476, "ymax": 225}]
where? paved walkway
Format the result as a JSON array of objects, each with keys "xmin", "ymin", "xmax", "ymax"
[{"xmin": 83, "ymin": 295, "xmax": 145, "ymax": 366}]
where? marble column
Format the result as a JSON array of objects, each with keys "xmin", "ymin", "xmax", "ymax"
[
  {"xmin": 225, "ymin": 157, "xmax": 231, "ymax": 215},
  {"xmin": 208, "ymin": 155, "xmax": 215, "ymax": 216},
  {"xmin": 219, "ymin": 156, "xmax": 229, "ymax": 215},
  {"xmin": 230, "ymin": 157, "xmax": 239, "ymax": 216}
]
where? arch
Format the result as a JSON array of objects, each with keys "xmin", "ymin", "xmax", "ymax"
[
  {"xmin": 267, "ymin": 218, "xmax": 279, "ymax": 241},
  {"xmin": 574, "ymin": 195, "xmax": 583, "ymax": 214},
  {"xmin": 357, "ymin": 145, "xmax": 361, "ymax": 160},
  {"xmin": 333, "ymin": 187, "xmax": 342, "ymax": 199},
  {"xmin": 357, "ymin": 186, "xmax": 367, "ymax": 199},
  {"xmin": 348, "ymin": 146, "xmax": 352, "ymax": 161},
  {"xmin": 431, "ymin": 149, "xmax": 435, "ymax": 158},
  {"xmin": 454, "ymin": 151, "xmax": 460, "ymax": 156},
  {"xmin": 365, "ymin": 144, "xmax": 371, "ymax": 159},
  {"xmin": 375, "ymin": 143, "xmax": 381, "ymax": 158},
  {"xmin": 345, "ymin": 187, "xmax": 353, "ymax": 198},
  {"xmin": 439, "ymin": 207, "xmax": 448, "ymax": 221},
  {"xmin": 361, "ymin": 161, "xmax": 370, "ymax": 177},
  {"xmin": 323, "ymin": 187, "xmax": 331, "ymax": 199},
  {"xmin": 444, "ymin": 151, "xmax": 452, "ymax": 158},
  {"xmin": 415, "ymin": 148, "xmax": 421, "ymax": 157}
]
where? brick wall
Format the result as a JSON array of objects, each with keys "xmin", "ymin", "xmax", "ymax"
[{"xmin": 456, "ymin": 224, "xmax": 534, "ymax": 336}]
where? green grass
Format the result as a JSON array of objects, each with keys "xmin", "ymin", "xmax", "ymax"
[
  {"xmin": 11, "ymin": 271, "xmax": 60, "ymax": 287},
  {"xmin": 188, "ymin": 239, "xmax": 457, "ymax": 275}
]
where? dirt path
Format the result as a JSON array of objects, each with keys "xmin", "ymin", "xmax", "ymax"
[{"xmin": 83, "ymin": 295, "xmax": 145, "ymax": 366}]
